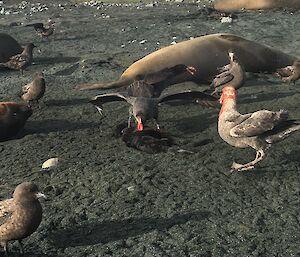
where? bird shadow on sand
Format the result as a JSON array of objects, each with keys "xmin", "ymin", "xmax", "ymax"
[
  {"xmin": 45, "ymin": 98, "xmax": 89, "ymax": 107},
  {"xmin": 26, "ymin": 119, "xmax": 99, "ymax": 134},
  {"xmin": 51, "ymin": 211, "xmax": 210, "ymax": 248},
  {"xmin": 172, "ymin": 112, "xmax": 218, "ymax": 134},
  {"xmin": 238, "ymin": 91, "xmax": 297, "ymax": 105},
  {"xmin": 5, "ymin": 251, "xmax": 56, "ymax": 257},
  {"xmin": 34, "ymin": 56, "xmax": 80, "ymax": 65}
]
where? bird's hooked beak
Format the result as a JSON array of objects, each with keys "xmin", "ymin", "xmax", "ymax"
[
  {"xmin": 135, "ymin": 115, "xmax": 144, "ymax": 131},
  {"xmin": 36, "ymin": 192, "xmax": 47, "ymax": 199},
  {"xmin": 186, "ymin": 66, "xmax": 196, "ymax": 75}
]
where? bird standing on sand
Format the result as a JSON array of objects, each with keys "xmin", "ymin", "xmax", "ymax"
[
  {"xmin": 0, "ymin": 43, "xmax": 35, "ymax": 72},
  {"xmin": 18, "ymin": 72, "xmax": 46, "ymax": 107},
  {"xmin": 210, "ymin": 51, "xmax": 245, "ymax": 93},
  {"xmin": 0, "ymin": 182, "xmax": 46, "ymax": 256},
  {"xmin": 277, "ymin": 59, "xmax": 300, "ymax": 85},
  {"xmin": 0, "ymin": 102, "xmax": 32, "ymax": 141},
  {"xmin": 26, "ymin": 21, "xmax": 55, "ymax": 39},
  {"xmin": 218, "ymin": 86, "xmax": 300, "ymax": 172}
]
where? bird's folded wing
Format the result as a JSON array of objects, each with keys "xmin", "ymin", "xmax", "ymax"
[
  {"xmin": 212, "ymin": 73, "xmax": 234, "ymax": 87},
  {"xmin": 0, "ymin": 199, "xmax": 14, "ymax": 226},
  {"xmin": 230, "ymin": 110, "xmax": 286, "ymax": 137}
]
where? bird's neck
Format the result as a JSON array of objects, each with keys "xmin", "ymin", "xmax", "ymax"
[{"xmin": 219, "ymin": 87, "xmax": 237, "ymax": 119}]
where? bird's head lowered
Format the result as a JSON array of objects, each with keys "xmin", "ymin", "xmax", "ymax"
[{"xmin": 134, "ymin": 112, "xmax": 145, "ymax": 131}]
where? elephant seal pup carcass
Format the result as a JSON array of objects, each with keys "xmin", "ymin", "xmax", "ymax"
[
  {"xmin": 214, "ymin": 0, "xmax": 300, "ymax": 11},
  {"xmin": 76, "ymin": 33, "xmax": 297, "ymax": 93},
  {"xmin": 0, "ymin": 33, "xmax": 23, "ymax": 63},
  {"xmin": 0, "ymin": 102, "xmax": 32, "ymax": 141}
]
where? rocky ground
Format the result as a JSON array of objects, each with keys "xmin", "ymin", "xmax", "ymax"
[{"xmin": 0, "ymin": 1, "xmax": 300, "ymax": 256}]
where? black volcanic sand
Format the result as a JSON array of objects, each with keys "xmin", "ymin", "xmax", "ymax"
[{"xmin": 0, "ymin": 1, "xmax": 300, "ymax": 256}]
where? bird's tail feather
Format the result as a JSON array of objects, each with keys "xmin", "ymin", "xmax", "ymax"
[{"xmin": 266, "ymin": 120, "xmax": 300, "ymax": 144}]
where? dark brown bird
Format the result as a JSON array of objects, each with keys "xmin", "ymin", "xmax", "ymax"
[
  {"xmin": 210, "ymin": 51, "xmax": 245, "ymax": 93},
  {"xmin": 18, "ymin": 72, "xmax": 46, "ymax": 107},
  {"xmin": 0, "ymin": 43, "xmax": 35, "ymax": 72},
  {"xmin": 90, "ymin": 89, "xmax": 217, "ymax": 131},
  {"xmin": 0, "ymin": 182, "xmax": 46, "ymax": 256},
  {"xmin": 276, "ymin": 59, "xmax": 300, "ymax": 85},
  {"xmin": 26, "ymin": 21, "xmax": 55, "ymax": 39},
  {"xmin": 218, "ymin": 86, "xmax": 300, "ymax": 172},
  {"xmin": 0, "ymin": 102, "xmax": 32, "ymax": 141}
]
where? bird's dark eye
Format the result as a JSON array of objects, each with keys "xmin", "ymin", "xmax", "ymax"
[{"xmin": 12, "ymin": 112, "xmax": 17, "ymax": 116}]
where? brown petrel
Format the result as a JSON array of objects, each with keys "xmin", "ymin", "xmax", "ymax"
[
  {"xmin": 26, "ymin": 20, "xmax": 55, "ymax": 39},
  {"xmin": 0, "ymin": 182, "xmax": 46, "ymax": 256},
  {"xmin": 18, "ymin": 72, "xmax": 46, "ymax": 107},
  {"xmin": 0, "ymin": 43, "xmax": 35, "ymax": 73},
  {"xmin": 218, "ymin": 86, "xmax": 300, "ymax": 172},
  {"xmin": 277, "ymin": 59, "xmax": 300, "ymax": 85}
]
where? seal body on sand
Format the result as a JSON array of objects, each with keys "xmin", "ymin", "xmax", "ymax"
[
  {"xmin": 0, "ymin": 102, "xmax": 32, "ymax": 141},
  {"xmin": 214, "ymin": 0, "xmax": 300, "ymax": 11},
  {"xmin": 0, "ymin": 33, "xmax": 23, "ymax": 63},
  {"xmin": 76, "ymin": 33, "xmax": 297, "ymax": 94}
]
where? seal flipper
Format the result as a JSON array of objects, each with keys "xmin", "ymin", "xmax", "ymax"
[{"xmin": 75, "ymin": 77, "xmax": 133, "ymax": 91}]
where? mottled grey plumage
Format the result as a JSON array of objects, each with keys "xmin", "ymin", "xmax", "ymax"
[
  {"xmin": 90, "ymin": 89, "xmax": 217, "ymax": 130},
  {"xmin": 0, "ymin": 43, "xmax": 35, "ymax": 72},
  {"xmin": 277, "ymin": 59, "xmax": 300, "ymax": 85},
  {"xmin": 0, "ymin": 182, "xmax": 45, "ymax": 256},
  {"xmin": 211, "ymin": 51, "xmax": 245, "ymax": 92},
  {"xmin": 19, "ymin": 72, "xmax": 46, "ymax": 106},
  {"xmin": 218, "ymin": 86, "xmax": 300, "ymax": 172}
]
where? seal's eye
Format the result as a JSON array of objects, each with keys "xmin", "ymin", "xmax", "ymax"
[{"xmin": 12, "ymin": 112, "xmax": 17, "ymax": 116}]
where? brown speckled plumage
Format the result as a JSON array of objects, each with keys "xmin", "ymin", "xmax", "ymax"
[
  {"xmin": 19, "ymin": 72, "xmax": 46, "ymax": 106},
  {"xmin": 0, "ymin": 182, "xmax": 45, "ymax": 256},
  {"xmin": 0, "ymin": 43, "xmax": 35, "ymax": 72},
  {"xmin": 277, "ymin": 59, "xmax": 300, "ymax": 85},
  {"xmin": 26, "ymin": 21, "xmax": 55, "ymax": 38}
]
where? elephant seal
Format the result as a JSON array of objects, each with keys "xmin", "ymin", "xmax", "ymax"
[
  {"xmin": 0, "ymin": 102, "xmax": 32, "ymax": 141},
  {"xmin": 214, "ymin": 0, "xmax": 300, "ymax": 11},
  {"xmin": 76, "ymin": 33, "xmax": 297, "ymax": 94},
  {"xmin": 0, "ymin": 33, "xmax": 23, "ymax": 63}
]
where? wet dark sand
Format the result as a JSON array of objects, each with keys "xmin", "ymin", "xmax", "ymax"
[{"xmin": 0, "ymin": 1, "xmax": 300, "ymax": 256}]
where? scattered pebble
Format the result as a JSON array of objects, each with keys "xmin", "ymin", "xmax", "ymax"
[
  {"xmin": 139, "ymin": 39, "xmax": 147, "ymax": 44},
  {"xmin": 41, "ymin": 158, "xmax": 59, "ymax": 170},
  {"xmin": 221, "ymin": 16, "xmax": 233, "ymax": 23},
  {"xmin": 127, "ymin": 186, "xmax": 135, "ymax": 192}
]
